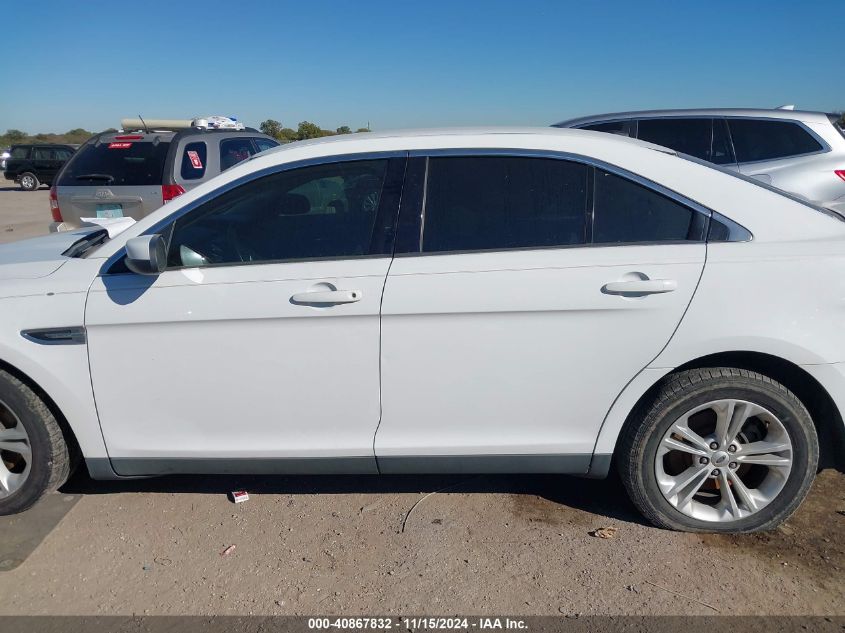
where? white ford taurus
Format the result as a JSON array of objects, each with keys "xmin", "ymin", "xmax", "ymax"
[{"xmin": 0, "ymin": 128, "xmax": 842, "ymax": 532}]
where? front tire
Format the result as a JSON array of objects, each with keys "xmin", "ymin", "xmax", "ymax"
[
  {"xmin": 19, "ymin": 172, "xmax": 40, "ymax": 191},
  {"xmin": 0, "ymin": 370, "xmax": 72, "ymax": 515},
  {"xmin": 618, "ymin": 368, "xmax": 818, "ymax": 533}
]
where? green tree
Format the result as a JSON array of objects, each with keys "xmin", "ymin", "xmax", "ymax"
[
  {"xmin": 4, "ymin": 129, "xmax": 27, "ymax": 142},
  {"xmin": 259, "ymin": 119, "xmax": 283, "ymax": 139},
  {"xmin": 336, "ymin": 126, "xmax": 352, "ymax": 134},
  {"xmin": 296, "ymin": 121, "xmax": 325, "ymax": 140}
]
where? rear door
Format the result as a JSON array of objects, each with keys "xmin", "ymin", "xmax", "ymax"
[
  {"xmin": 56, "ymin": 136, "xmax": 172, "ymax": 225},
  {"xmin": 375, "ymin": 154, "xmax": 707, "ymax": 472}
]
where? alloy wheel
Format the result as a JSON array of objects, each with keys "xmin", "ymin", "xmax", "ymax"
[
  {"xmin": 0, "ymin": 399, "xmax": 31, "ymax": 499},
  {"xmin": 655, "ymin": 399, "xmax": 792, "ymax": 522}
]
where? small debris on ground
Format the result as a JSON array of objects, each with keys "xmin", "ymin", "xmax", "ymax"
[
  {"xmin": 230, "ymin": 490, "xmax": 249, "ymax": 504},
  {"xmin": 590, "ymin": 526, "xmax": 618, "ymax": 539},
  {"xmin": 220, "ymin": 544, "xmax": 236, "ymax": 557}
]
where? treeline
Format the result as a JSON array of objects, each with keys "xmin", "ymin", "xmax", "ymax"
[
  {"xmin": 259, "ymin": 120, "xmax": 370, "ymax": 142},
  {"xmin": 0, "ymin": 128, "xmax": 111, "ymax": 147}
]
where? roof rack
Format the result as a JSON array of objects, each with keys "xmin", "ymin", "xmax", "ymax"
[{"xmin": 120, "ymin": 115, "xmax": 246, "ymax": 132}]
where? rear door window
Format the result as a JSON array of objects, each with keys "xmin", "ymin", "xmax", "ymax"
[
  {"xmin": 33, "ymin": 147, "xmax": 53, "ymax": 160},
  {"xmin": 728, "ymin": 119, "xmax": 824, "ymax": 163},
  {"xmin": 58, "ymin": 140, "xmax": 171, "ymax": 186},
  {"xmin": 220, "ymin": 138, "xmax": 256, "ymax": 171},
  {"xmin": 54, "ymin": 148, "xmax": 73, "ymax": 161},
  {"xmin": 592, "ymin": 169, "xmax": 701, "ymax": 244},
  {"xmin": 421, "ymin": 156, "xmax": 589, "ymax": 253},
  {"xmin": 636, "ymin": 118, "xmax": 712, "ymax": 161},
  {"xmin": 180, "ymin": 142, "xmax": 207, "ymax": 180}
]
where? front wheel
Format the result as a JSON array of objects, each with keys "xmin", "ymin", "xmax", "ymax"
[
  {"xmin": 618, "ymin": 368, "xmax": 818, "ymax": 533},
  {"xmin": 19, "ymin": 172, "xmax": 40, "ymax": 191},
  {"xmin": 0, "ymin": 370, "xmax": 72, "ymax": 515}
]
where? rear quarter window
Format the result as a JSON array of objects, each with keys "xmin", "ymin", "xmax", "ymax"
[
  {"xmin": 58, "ymin": 140, "xmax": 171, "ymax": 186},
  {"xmin": 180, "ymin": 142, "xmax": 208, "ymax": 180},
  {"xmin": 728, "ymin": 119, "xmax": 823, "ymax": 163},
  {"xmin": 10, "ymin": 147, "xmax": 28, "ymax": 159}
]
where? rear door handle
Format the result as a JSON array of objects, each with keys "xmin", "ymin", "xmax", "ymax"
[
  {"xmin": 602, "ymin": 279, "xmax": 677, "ymax": 295},
  {"xmin": 290, "ymin": 289, "xmax": 362, "ymax": 305}
]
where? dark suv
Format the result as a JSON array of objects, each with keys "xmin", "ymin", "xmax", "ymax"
[
  {"xmin": 50, "ymin": 127, "xmax": 279, "ymax": 231},
  {"xmin": 3, "ymin": 144, "xmax": 77, "ymax": 191}
]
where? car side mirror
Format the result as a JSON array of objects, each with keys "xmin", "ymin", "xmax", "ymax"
[{"xmin": 125, "ymin": 234, "xmax": 167, "ymax": 275}]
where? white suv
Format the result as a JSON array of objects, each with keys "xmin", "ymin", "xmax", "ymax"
[
  {"xmin": 554, "ymin": 109, "xmax": 845, "ymax": 213},
  {"xmin": 0, "ymin": 128, "xmax": 842, "ymax": 533}
]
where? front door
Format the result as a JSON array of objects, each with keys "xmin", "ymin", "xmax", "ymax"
[
  {"xmin": 375, "ymin": 154, "xmax": 707, "ymax": 472},
  {"xmin": 85, "ymin": 156, "xmax": 405, "ymax": 475}
]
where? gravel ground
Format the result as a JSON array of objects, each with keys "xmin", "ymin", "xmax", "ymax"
[{"xmin": 0, "ymin": 187, "xmax": 842, "ymax": 616}]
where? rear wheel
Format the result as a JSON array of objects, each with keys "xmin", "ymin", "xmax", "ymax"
[
  {"xmin": 19, "ymin": 172, "xmax": 39, "ymax": 191},
  {"xmin": 0, "ymin": 371, "xmax": 72, "ymax": 515},
  {"xmin": 618, "ymin": 368, "xmax": 818, "ymax": 532}
]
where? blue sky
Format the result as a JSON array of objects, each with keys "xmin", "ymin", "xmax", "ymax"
[{"xmin": 0, "ymin": 0, "xmax": 841, "ymax": 133}]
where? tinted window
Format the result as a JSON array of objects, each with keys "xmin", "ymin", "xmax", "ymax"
[
  {"xmin": 593, "ymin": 169, "xmax": 698, "ymax": 243},
  {"xmin": 33, "ymin": 147, "xmax": 53, "ymax": 160},
  {"xmin": 180, "ymin": 142, "xmax": 207, "ymax": 180},
  {"xmin": 10, "ymin": 147, "xmax": 28, "ymax": 159},
  {"xmin": 219, "ymin": 138, "xmax": 256, "ymax": 171},
  {"xmin": 254, "ymin": 137, "xmax": 279, "ymax": 152},
  {"xmin": 710, "ymin": 119, "xmax": 734, "ymax": 165},
  {"xmin": 637, "ymin": 118, "xmax": 711, "ymax": 160},
  {"xmin": 166, "ymin": 159, "xmax": 389, "ymax": 267},
  {"xmin": 54, "ymin": 148, "xmax": 73, "ymax": 161},
  {"xmin": 421, "ymin": 156, "xmax": 589, "ymax": 253},
  {"xmin": 580, "ymin": 120, "xmax": 636, "ymax": 137},
  {"xmin": 58, "ymin": 140, "xmax": 171, "ymax": 186},
  {"xmin": 729, "ymin": 119, "xmax": 823, "ymax": 163}
]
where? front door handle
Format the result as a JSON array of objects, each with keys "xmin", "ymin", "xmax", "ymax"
[
  {"xmin": 291, "ymin": 289, "xmax": 362, "ymax": 305},
  {"xmin": 602, "ymin": 279, "xmax": 677, "ymax": 295}
]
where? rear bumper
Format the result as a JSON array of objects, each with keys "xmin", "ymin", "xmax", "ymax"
[{"xmin": 3, "ymin": 171, "xmax": 16, "ymax": 181}]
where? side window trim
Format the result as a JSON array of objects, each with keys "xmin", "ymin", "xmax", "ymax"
[
  {"xmin": 726, "ymin": 117, "xmax": 830, "ymax": 165},
  {"xmin": 395, "ymin": 148, "xmax": 713, "ymax": 256},
  {"xmin": 100, "ymin": 151, "xmax": 409, "ymax": 276}
]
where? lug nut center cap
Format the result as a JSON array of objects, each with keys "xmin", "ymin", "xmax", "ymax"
[{"xmin": 712, "ymin": 451, "xmax": 729, "ymax": 466}]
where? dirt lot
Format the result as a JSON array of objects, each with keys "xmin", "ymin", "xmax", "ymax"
[
  {"xmin": 0, "ymin": 186, "xmax": 51, "ymax": 244},
  {"xmin": 0, "ymin": 187, "xmax": 842, "ymax": 616}
]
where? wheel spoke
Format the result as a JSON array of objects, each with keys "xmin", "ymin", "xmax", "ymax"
[
  {"xmin": 661, "ymin": 436, "xmax": 708, "ymax": 457},
  {"xmin": 669, "ymin": 421, "xmax": 711, "ymax": 452},
  {"xmin": 0, "ymin": 440, "xmax": 30, "ymax": 460},
  {"xmin": 726, "ymin": 468, "xmax": 758, "ymax": 512},
  {"xmin": 669, "ymin": 465, "xmax": 711, "ymax": 508},
  {"xmin": 0, "ymin": 426, "xmax": 27, "ymax": 442},
  {"xmin": 0, "ymin": 464, "xmax": 22, "ymax": 494},
  {"xmin": 718, "ymin": 470, "xmax": 741, "ymax": 518},
  {"xmin": 715, "ymin": 401, "xmax": 762, "ymax": 446}
]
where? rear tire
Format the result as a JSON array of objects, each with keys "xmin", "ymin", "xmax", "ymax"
[
  {"xmin": 19, "ymin": 172, "xmax": 39, "ymax": 191},
  {"xmin": 618, "ymin": 368, "xmax": 818, "ymax": 533},
  {"xmin": 0, "ymin": 370, "xmax": 72, "ymax": 515}
]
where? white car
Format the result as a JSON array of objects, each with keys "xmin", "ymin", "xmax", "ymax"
[{"xmin": 0, "ymin": 128, "xmax": 842, "ymax": 533}]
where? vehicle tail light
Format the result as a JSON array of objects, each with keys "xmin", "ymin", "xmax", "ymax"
[
  {"xmin": 162, "ymin": 184, "xmax": 185, "ymax": 204},
  {"xmin": 836, "ymin": 170, "xmax": 845, "ymax": 182},
  {"xmin": 49, "ymin": 185, "xmax": 62, "ymax": 222},
  {"xmin": 114, "ymin": 134, "xmax": 144, "ymax": 140}
]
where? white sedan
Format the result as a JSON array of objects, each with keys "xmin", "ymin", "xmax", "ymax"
[{"xmin": 0, "ymin": 128, "xmax": 841, "ymax": 532}]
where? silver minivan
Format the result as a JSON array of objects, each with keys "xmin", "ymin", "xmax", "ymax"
[
  {"xmin": 50, "ymin": 127, "xmax": 279, "ymax": 230},
  {"xmin": 554, "ymin": 108, "xmax": 845, "ymax": 213}
]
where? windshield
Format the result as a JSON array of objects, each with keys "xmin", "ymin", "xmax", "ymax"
[{"xmin": 58, "ymin": 139, "xmax": 171, "ymax": 186}]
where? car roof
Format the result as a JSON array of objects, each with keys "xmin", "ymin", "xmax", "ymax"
[
  {"xmin": 553, "ymin": 108, "xmax": 836, "ymax": 127},
  {"xmin": 87, "ymin": 128, "xmax": 269, "ymax": 144}
]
